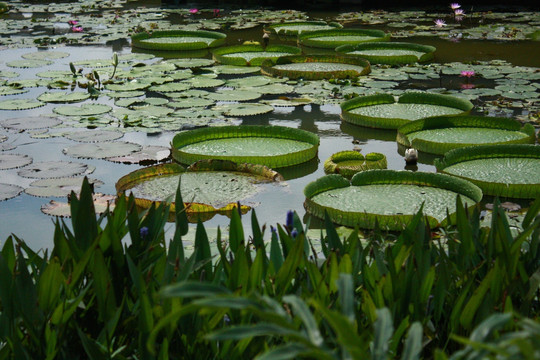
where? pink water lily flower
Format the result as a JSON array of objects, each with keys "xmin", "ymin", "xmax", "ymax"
[
  {"xmin": 71, "ymin": 25, "xmax": 83, "ymax": 32},
  {"xmin": 450, "ymin": 3, "xmax": 461, "ymax": 10},
  {"xmin": 454, "ymin": 9, "xmax": 465, "ymax": 16},
  {"xmin": 189, "ymin": 8, "xmax": 198, "ymax": 14},
  {"xmin": 68, "ymin": 20, "xmax": 78, "ymax": 25},
  {"xmin": 460, "ymin": 70, "xmax": 475, "ymax": 78},
  {"xmin": 434, "ymin": 19, "xmax": 447, "ymax": 28}
]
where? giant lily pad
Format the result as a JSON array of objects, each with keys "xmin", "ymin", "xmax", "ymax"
[
  {"xmin": 53, "ymin": 104, "xmax": 112, "ymax": 116},
  {"xmin": 267, "ymin": 21, "xmax": 342, "ymax": 36},
  {"xmin": 25, "ymin": 177, "xmax": 103, "ymax": 197},
  {"xmin": 261, "ymin": 55, "xmax": 371, "ymax": 80},
  {"xmin": 0, "ymin": 153, "xmax": 32, "ymax": 170},
  {"xmin": 63, "ymin": 141, "xmax": 142, "ymax": 159},
  {"xmin": 324, "ymin": 151, "xmax": 387, "ymax": 179},
  {"xmin": 336, "ymin": 42, "xmax": 436, "ymax": 65},
  {"xmin": 304, "ymin": 170, "xmax": 482, "ymax": 230},
  {"xmin": 131, "ymin": 30, "xmax": 226, "ymax": 51},
  {"xmin": 0, "ymin": 183, "xmax": 24, "ymax": 201},
  {"xmin": 0, "ymin": 99, "xmax": 45, "ymax": 110},
  {"xmin": 298, "ymin": 29, "xmax": 390, "ymax": 48},
  {"xmin": 212, "ymin": 44, "xmax": 301, "ymax": 66},
  {"xmin": 435, "ymin": 144, "xmax": 540, "ymax": 199},
  {"xmin": 341, "ymin": 93, "xmax": 474, "ymax": 129},
  {"xmin": 38, "ymin": 91, "xmax": 91, "ymax": 103},
  {"xmin": 18, "ymin": 161, "xmax": 94, "ymax": 178},
  {"xmin": 116, "ymin": 160, "xmax": 282, "ymax": 220},
  {"xmin": 171, "ymin": 125, "xmax": 319, "ymax": 168},
  {"xmin": 397, "ymin": 116, "xmax": 536, "ymax": 155},
  {"xmin": 0, "ymin": 116, "xmax": 62, "ymax": 130},
  {"xmin": 64, "ymin": 130, "xmax": 123, "ymax": 142}
]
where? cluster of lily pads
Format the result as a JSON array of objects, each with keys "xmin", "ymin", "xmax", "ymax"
[{"xmin": 0, "ymin": 1, "xmax": 538, "ymax": 232}]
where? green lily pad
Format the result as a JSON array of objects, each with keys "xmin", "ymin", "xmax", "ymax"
[
  {"xmin": 0, "ymin": 153, "xmax": 32, "ymax": 170},
  {"xmin": 0, "ymin": 116, "xmax": 62, "ymax": 130},
  {"xmin": 0, "ymin": 99, "xmax": 45, "ymax": 110},
  {"xmin": 53, "ymin": 104, "xmax": 112, "ymax": 116},
  {"xmin": 226, "ymin": 76, "xmax": 272, "ymax": 88},
  {"xmin": 299, "ymin": 28, "xmax": 390, "ymax": 48},
  {"xmin": 268, "ymin": 21, "xmax": 342, "ymax": 36},
  {"xmin": 64, "ymin": 130, "xmax": 123, "ymax": 142},
  {"xmin": 210, "ymin": 65, "xmax": 261, "ymax": 74},
  {"xmin": 0, "ymin": 86, "xmax": 28, "ymax": 96},
  {"xmin": 25, "ymin": 177, "xmax": 103, "ymax": 197},
  {"xmin": 107, "ymin": 90, "xmax": 146, "ymax": 98},
  {"xmin": 41, "ymin": 193, "xmax": 116, "ymax": 217},
  {"xmin": 105, "ymin": 82, "xmax": 150, "ymax": 91},
  {"xmin": 18, "ymin": 161, "xmax": 95, "ymax": 179},
  {"xmin": 435, "ymin": 144, "xmax": 540, "ymax": 199},
  {"xmin": 324, "ymin": 151, "xmax": 387, "ymax": 179},
  {"xmin": 149, "ymin": 82, "xmax": 191, "ymax": 92},
  {"xmin": 36, "ymin": 70, "xmax": 74, "ymax": 79},
  {"xmin": 183, "ymin": 77, "xmax": 224, "ymax": 88},
  {"xmin": 38, "ymin": 91, "xmax": 91, "ymax": 103},
  {"xmin": 172, "ymin": 125, "xmax": 319, "ymax": 168},
  {"xmin": 63, "ymin": 141, "xmax": 142, "ymax": 159},
  {"xmin": 168, "ymin": 97, "xmax": 215, "ymax": 108},
  {"xmin": 132, "ymin": 30, "xmax": 226, "ymax": 50},
  {"xmin": 0, "ymin": 183, "xmax": 24, "ymax": 201},
  {"xmin": 168, "ymin": 58, "xmax": 215, "ymax": 68},
  {"xmin": 304, "ymin": 171, "xmax": 482, "ymax": 230},
  {"xmin": 6, "ymin": 59, "xmax": 53, "ymax": 68},
  {"xmin": 0, "ymin": 71, "xmax": 20, "ymax": 78},
  {"xmin": 215, "ymin": 103, "xmax": 274, "ymax": 116},
  {"xmin": 206, "ymin": 90, "xmax": 262, "ymax": 102},
  {"xmin": 106, "ymin": 145, "xmax": 170, "ymax": 164},
  {"xmin": 22, "ymin": 51, "xmax": 70, "ymax": 60}
]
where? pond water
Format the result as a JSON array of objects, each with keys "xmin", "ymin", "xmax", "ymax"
[{"xmin": 0, "ymin": 2, "xmax": 538, "ymax": 250}]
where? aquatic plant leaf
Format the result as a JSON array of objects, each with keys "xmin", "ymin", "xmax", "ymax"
[
  {"xmin": 22, "ymin": 51, "xmax": 70, "ymax": 60},
  {"xmin": 53, "ymin": 104, "xmax": 112, "ymax": 116},
  {"xmin": 206, "ymin": 90, "xmax": 262, "ymax": 102},
  {"xmin": 41, "ymin": 193, "xmax": 115, "ymax": 217},
  {"xmin": 64, "ymin": 130, "xmax": 123, "ymax": 142},
  {"xmin": 244, "ymin": 83, "xmax": 295, "ymax": 94},
  {"xmin": 17, "ymin": 161, "xmax": 94, "ymax": 178},
  {"xmin": 183, "ymin": 77, "xmax": 224, "ymax": 88},
  {"xmin": 261, "ymin": 97, "xmax": 313, "ymax": 107},
  {"xmin": 168, "ymin": 58, "xmax": 215, "ymax": 68},
  {"xmin": 168, "ymin": 97, "xmax": 215, "ymax": 109},
  {"xmin": 107, "ymin": 90, "xmax": 146, "ymax": 98},
  {"xmin": 0, "ymin": 70, "xmax": 20, "ymax": 78},
  {"xmin": 215, "ymin": 103, "xmax": 274, "ymax": 116},
  {"xmin": 6, "ymin": 59, "xmax": 53, "ymax": 68},
  {"xmin": 210, "ymin": 65, "xmax": 261, "ymax": 74},
  {"xmin": 106, "ymin": 145, "xmax": 170, "ymax": 164},
  {"xmin": 268, "ymin": 21, "xmax": 342, "ymax": 36},
  {"xmin": 226, "ymin": 76, "xmax": 272, "ymax": 88},
  {"xmin": 324, "ymin": 151, "xmax": 387, "ymax": 179},
  {"xmin": 105, "ymin": 82, "xmax": 150, "ymax": 91},
  {"xmin": 0, "ymin": 115, "xmax": 62, "ymax": 130},
  {"xmin": 37, "ymin": 91, "xmax": 91, "ymax": 103},
  {"xmin": 25, "ymin": 177, "xmax": 103, "ymax": 197},
  {"xmin": 0, "ymin": 99, "xmax": 45, "ymax": 110},
  {"xmin": 63, "ymin": 141, "xmax": 142, "ymax": 159},
  {"xmin": 172, "ymin": 125, "xmax": 319, "ymax": 168},
  {"xmin": 350, "ymin": 103, "xmax": 464, "ymax": 120},
  {"xmin": 0, "ymin": 153, "xmax": 32, "ymax": 170},
  {"xmin": 131, "ymin": 30, "xmax": 226, "ymax": 51},
  {"xmin": 35, "ymin": 70, "xmax": 73, "ymax": 79},
  {"xmin": 149, "ymin": 82, "xmax": 191, "ymax": 92},
  {"xmin": 0, "ymin": 183, "xmax": 24, "ymax": 201},
  {"xmin": 0, "ymin": 86, "xmax": 28, "ymax": 96}
]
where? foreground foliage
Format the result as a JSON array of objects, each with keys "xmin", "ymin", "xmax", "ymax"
[{"xmin": 0, "ymin": 178, "xmax": 539, "ymax": 359}]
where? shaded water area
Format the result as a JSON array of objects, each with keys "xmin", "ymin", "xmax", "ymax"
[{"xmin": 0, "ymin": 1, "xmax": 539, "ymax": 250}]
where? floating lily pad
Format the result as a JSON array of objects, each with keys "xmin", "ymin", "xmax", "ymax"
[
  {"xmin": 0, "ymin": 183, "xmax": 24, "ymax": 201},
  {"xmin": 169, "ymin": 58, "xmax": 215, "ymax": 68},
  {"xmin": 25, "ymin": 177, "xmax": 103, "ymax": 197},
  {"xmin": 172, "ymin": 125, "xmax": 319, "ymax": 168},
  {"xmin": 212, "ymin": 44, "xmax": 301, "ymax": 66},
  {"xmin": 116, "ymin": 160, "xmax": 281, "ymax": 218},
  {"xmin": 324, "ymin": 151, "xmax": 387, "ymax": 179},
  {"xmin": 0, "ymin": 153, "xmax": 32, "ymax": 170},
  {"xmin": 105, "ymin": 82, "xmax": 150, "ymax": 92},
  {"xmin": 36, "ymin": 70, "xmax": 73, "ymax": 79},
  {"xmin": 397, "ymin": 116, "xmax": 536, "ymax": 155},
  {"xmin": 41, "ymin": 193, "xmax": 115, "ymax": 217},
  {"xmin": 336, "ymin": 42, "xmax": 436, "ymax": 65},
  {"xmin": 0, "ymin": 86, "xmax": 28, "ymax": 96},
  {"xmin": 210, "ymin": 65, "xmax": 261, "ymax": 74},
  {"xmin": 38, "ymin": 91, "xmax": 91, "ymax": 103},
  {"xmin": 304, "ymin": 170, "xmax": 482, "ymax": 230},
  {"xmin": 262, "ymin": 55, "xmax": 371, "ymax": 80},
  {"xmin": 0, "ymin": 116, "xmax": 62, "ymax": 130},
  {"xmin": 63, "ymin": 141, "xmax": 142, "ymax": 159},
  {"xmin": 168, "ymin": 97, "xmax": 215, "ymax": 108},
  {"xmin": 226, "ymin": 76, "xmax": 273, "ymax": 88},
  {"xmin": 149, "ymin": 82, "xmax": 191, "ymax": 92},
  {"xmin": 64, "ymin": 130, "xmax": 123, "ymax": 142},
  {"xmin": 206, "ymin": 90, "xmax": 262, "ymax": 102},
  {"xmin": 215, "ymin": 103, "xmax": 274, "ymax": 116},
  {"xmin": 298, "ymin": 29, "xmax": 390, "ymax": 48},
  {"xmin": 107, "ymin": 90, "xmax": 146, "ymax": 98},
  {"xmin": 106, "ymin": 145, "xmax": 170, "ymax": 164},
  {"xmin": 0, "ymin": 99, "xmax": 45, "ymax": 110},
  {"xmin": 53, "ymin": 103, "xmax": 112, "ymax": 116},
  {"xmin": 6, "ymin": 59, "xmax": 53, "ymax": 68},
  {"xmin": 341, "ymin": 92, "xmax": 473, "ymax": 129},
  {"xmin": 183, "ymin": 77, "xmax": 224, "ymax": 88},
  {"xmin": 0, "ymin": 71, "xmax": 20, "ymax": 78},
  {"xmin": 435, "ymin": 144, "xmax": 540, "ymax": 199},
  {"xmin": 18, "ymin": 161, "xmax": 94, "ymax": 179},
  {"xmin": 268, "ymin": 21, "xmax": 342, "ymax": 36},
  {"xmin": 22, "ymin": 51, "xmax": 70, "ymax": 60},
  {"xmin": 132, "ymin": 30, "xmax": 226, "ymax": 50}
]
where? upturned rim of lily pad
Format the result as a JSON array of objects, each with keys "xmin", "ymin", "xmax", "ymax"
[{"xmin": 131, "ymin": 29, "xmax": 227, "ymax": 51}]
